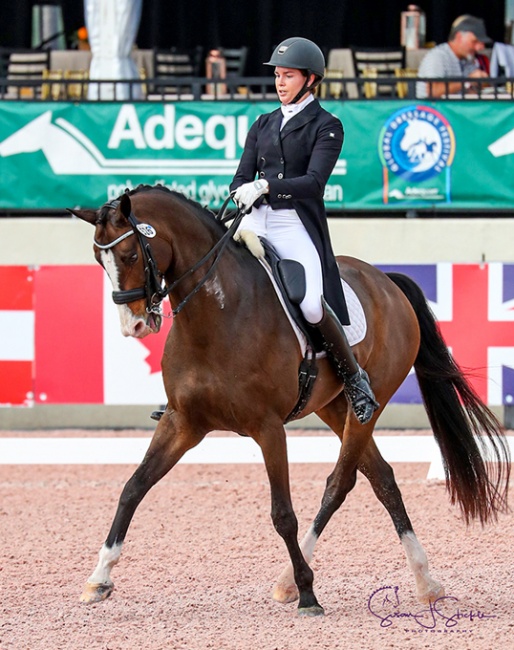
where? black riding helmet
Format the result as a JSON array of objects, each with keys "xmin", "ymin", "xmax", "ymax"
[
  {"xmin": 264, "ymin": 37, "xmax": 325, "ymax": 103},
  {"xmin": 264, "ymin": 37, "xmax": 325, "ymax": 77}
]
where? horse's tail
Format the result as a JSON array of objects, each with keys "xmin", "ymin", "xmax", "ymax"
[{"xmin": 386, "ymin": 271, "xmax": 511, "ymax": 524}]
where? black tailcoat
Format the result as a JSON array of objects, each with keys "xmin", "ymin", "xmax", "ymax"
[{"xmin": 230, "ymin": 99, "xmax": 349, "ymax": 324}]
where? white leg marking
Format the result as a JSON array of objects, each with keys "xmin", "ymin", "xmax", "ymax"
[
  {"xmin": 299, "ymin": 524, "xmax": 317, "ymax": 564},
  {"xmin": 87, "ymin": 542, "xmax": 123, "ymax": 586},
  {"xmin": 401, "ymin": 531, "xmax": 444, "ymax": 602},
  {"xmin": 273, "ymin": 524, "xmax": 318, "ymax": 602}
]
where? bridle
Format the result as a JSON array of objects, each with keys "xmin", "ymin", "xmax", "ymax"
[
  {"xmin": 95, "ymin": 201, "xmax": 168, "ymax": 315},
  {"xmin": 95, "ymin": 195, "xmax": 244, "ymax": 318}
]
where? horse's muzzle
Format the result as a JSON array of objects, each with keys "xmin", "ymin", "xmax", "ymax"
[{"xmin": 123, "ymin": 311, "xmax": 162, "ymax": 338}]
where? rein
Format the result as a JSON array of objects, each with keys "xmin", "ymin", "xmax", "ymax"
[
  {"xmin": 167, "ymin": 197, "xmax": 243, "ymax": 315},
  {"xmin": 97, "ymin": 194, "xmax": 243, "ymax": 317}
]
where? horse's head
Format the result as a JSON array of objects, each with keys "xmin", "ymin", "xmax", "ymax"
[{"xmin": 71, "ymin": 192, "xmax": 171, "ymax": 338}]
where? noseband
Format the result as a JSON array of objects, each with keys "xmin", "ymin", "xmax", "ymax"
[{"xmin": 96, "ymin": 196, "xmax": 243, "ymax": 317}]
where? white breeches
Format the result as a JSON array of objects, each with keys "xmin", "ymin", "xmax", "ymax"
[{"xmin": 238, "ymin": 204, "xmax": 324, "ymax": 324}]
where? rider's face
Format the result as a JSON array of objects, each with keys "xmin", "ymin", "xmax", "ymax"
[{"xmin": 274, "ymin": 67, "xmax": 313, "ymax": 105}]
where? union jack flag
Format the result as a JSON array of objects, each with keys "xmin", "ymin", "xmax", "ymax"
[{"xmin": 379, "ymin": 263, "xmax": 514, "ymax": 405}]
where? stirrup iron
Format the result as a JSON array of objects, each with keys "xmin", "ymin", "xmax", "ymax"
[{"xmin": 344, "ymin": 368, "xmax": 379, "ymax": 425}]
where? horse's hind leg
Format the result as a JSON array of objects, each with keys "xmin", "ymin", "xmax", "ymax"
[
  {"xmin": 273, "ymin": 405, "xmax": 373, "ymax": 605},
  {"xmin": 272, "ymin": 435, "xmax": 444, "ymax": 606},
  {"xmin": 80, "ymin": 412, "xmax": 204, "ymax": 604},
  {"xmin": 258, "ymin": 424, "xmax": 324, "ymax": 616},
  {"xmin": 358, "ymin": 439, "xmax": 444, "ymax": 603}
]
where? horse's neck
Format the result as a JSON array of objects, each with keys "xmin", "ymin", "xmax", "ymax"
[
  {"xmin": 168, "ymin": 209, "xmax": 220, "ymax": 270},
  {"xmin": 163, "ymin": 206, "xmax": 257, "ymax": 321}
]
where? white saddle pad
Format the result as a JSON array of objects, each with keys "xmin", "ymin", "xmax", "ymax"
[{"xmin": 259, "ymin": 259, "xmax": 367, "ymax": 356}]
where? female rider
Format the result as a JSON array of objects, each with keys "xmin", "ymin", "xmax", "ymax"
[{"xmin": 230, "ymin": 37, "xmax": 378, "ymax": 424}]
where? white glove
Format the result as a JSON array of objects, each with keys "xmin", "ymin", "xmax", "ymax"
[{"xmin": 233, "ymin": 180, "xmax": 269, "ymax": 212}]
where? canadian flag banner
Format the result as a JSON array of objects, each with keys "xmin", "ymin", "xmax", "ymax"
[
  {"xmin": 102, "ymin": 273, "xmax": 171, "ymax": 405},
  {"xmin": 34, "ymin": 265, "xmax": 104, "ymax": 404},
  {"xmin": 0, "ymin": 265, "xmax": 171, "ymax": 407},
  {"xmin": 1, "ymin": 263, "xmax": 514, "ymax": 407}
]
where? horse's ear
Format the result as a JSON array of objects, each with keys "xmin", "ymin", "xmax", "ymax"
[
  {"xmin": 119, "ymin": 193, "xmax": 132, "ymax": 219},
  {"xmin": 67, "ymin": 208, "xmax": 98, "ymax": 225}
]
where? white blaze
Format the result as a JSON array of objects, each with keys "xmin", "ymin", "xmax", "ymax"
[{"xmin": 100, "ymin": 249, "xmax": 145, "ymax": 336}]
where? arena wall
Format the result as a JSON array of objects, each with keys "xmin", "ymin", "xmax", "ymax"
[
  {"xmin": 0, "ymin": 216, "xmax": 510, "ymax": 430},
  {"xmin": 2, "ymin": 216, "xmax": 514, "ymax": 265}
]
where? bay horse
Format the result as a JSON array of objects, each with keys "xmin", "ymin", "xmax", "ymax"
[{"xmin": 72, "ymin": 185, "xmax": 510, "ymax": 617}]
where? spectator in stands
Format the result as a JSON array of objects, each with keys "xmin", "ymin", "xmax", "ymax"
[{"xmin": 416, "ymin": 15, "xmax": 491, "ymax": 98}]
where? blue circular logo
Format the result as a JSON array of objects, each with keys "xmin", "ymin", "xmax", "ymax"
[{"xmin": 379, "ymin": 105, "xmax": 455, "ymax": 182}]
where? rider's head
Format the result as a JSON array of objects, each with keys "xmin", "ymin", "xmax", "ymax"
[{"xmin": 264, "ymin": 37, "xmax": 325, "ymax": 104}]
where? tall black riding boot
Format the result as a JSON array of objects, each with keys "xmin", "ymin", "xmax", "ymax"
[{"xmin": 316, "ymin": 298, "xmax": 379, "ymax": 424}]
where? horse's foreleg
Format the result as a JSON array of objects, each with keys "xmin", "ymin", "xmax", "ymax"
[
  {"xmin": 80, "ymin": 414, "xmax": 203, "ymax": 604},
  {"xmin": 259, "ymin": 427, "xmax": 324, "ymax": 617},
  {"xmin": 358, "ymin": 439, "xmax": 444, "ymax": 603}
]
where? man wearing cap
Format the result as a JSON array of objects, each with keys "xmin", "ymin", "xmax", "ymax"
[{"xmin": 416, "ymin": 15, "xmax": 492, "ymax": 98}]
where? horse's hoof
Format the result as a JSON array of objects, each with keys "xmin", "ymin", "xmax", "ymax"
[
  {"xmin": 272, "ymin": 583, "xmax": 299, "ymax": 604},
  {"xmin": 79, "ymin": 581, "xmax": 114, "ymax": 603},
  {"xmin": 297, "ymin": 605, "xmax": 325, "ymax": 617},
  {"xmin": 418, "ymin": 581, "xmax": 445, "ymax": 604}
]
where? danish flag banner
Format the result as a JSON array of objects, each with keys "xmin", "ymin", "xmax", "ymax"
[{"xmin": 1, "ymin": 263, "xmax": 513, "ymax": 407}]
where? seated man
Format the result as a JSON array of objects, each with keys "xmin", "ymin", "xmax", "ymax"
[{"xmin": 416, "ymin": 15, "xmax": 491, "ymax": 98}]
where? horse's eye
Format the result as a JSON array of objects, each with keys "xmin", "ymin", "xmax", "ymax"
[{"xmin": 122, "ymin": 252, "xmax": 138, "ymax": 265}]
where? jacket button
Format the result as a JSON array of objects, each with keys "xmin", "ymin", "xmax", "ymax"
[
  {"xmin": 260, "ymin": 157, "xmax": 266, "ymax": 162},
  {"xmin": 259, "ymin": 171, "xmax": 266, "ymax": 177},
  {"xmin": 278, "ymin": 194, "xmax": 282, "ymax": 198},
  {"xmin": 277, "ymin": 173, "xmax": 283, "ymax": 179},
  {"xmin": 280, "ymin": 158, "xmax": 284, "ymax": 163}
]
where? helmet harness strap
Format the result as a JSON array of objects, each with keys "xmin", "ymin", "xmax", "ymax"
[{"xmin": 291, "ymin": 72, "xmax": 322, "ymax": 104}]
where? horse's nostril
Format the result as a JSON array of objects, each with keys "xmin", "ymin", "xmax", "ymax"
[{"xmin": 133, "ymin": 319, "xmax": 147, "ymax": 337}]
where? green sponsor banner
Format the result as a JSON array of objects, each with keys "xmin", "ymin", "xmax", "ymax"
[
  {"xmin": 0, "ymin": 100, "xmax": 513, "ymax": 210},
  {"xmin": 342, "ymin": 101, "xmax": 514, "ymax": 209}
]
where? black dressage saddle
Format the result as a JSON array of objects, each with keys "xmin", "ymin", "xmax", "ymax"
[{"xmin": 259, "ymin": 237, "xmax": 323, "ymax": 353}]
